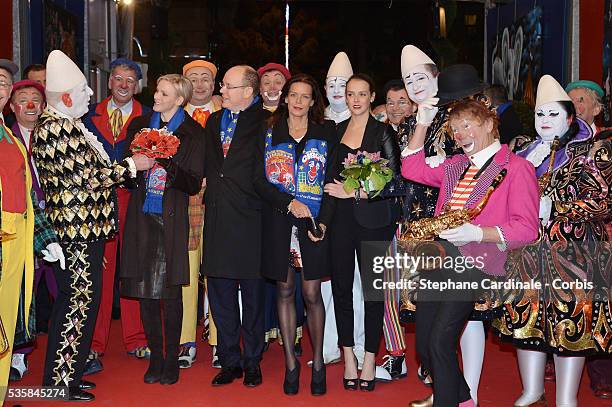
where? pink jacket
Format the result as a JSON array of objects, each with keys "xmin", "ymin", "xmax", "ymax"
[{"xmin": 401, "ymin": 145, "xmax": 540, "ymax": 275}]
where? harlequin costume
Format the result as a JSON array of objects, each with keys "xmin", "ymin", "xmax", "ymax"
[
  {"xmin": 31, "ymin": 51, "xmax": 136, "ymax": 393},
  {"xmin": 83, "ymin": 58, "xmax": 150, "ymax": 358}
]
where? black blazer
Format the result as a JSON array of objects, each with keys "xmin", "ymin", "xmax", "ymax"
[
  {"xmin": 121, "ymin": 112, "xmax": 205, "ymax": 287},
  {"xmin": 202, "ymin": 99, "xmax": 269, "ymax": 279},
  {"xmin": 329, "ymin": 115, "xmax": 401, "ymax": 229},
  {"xmin": 254, "ymin": 118, "xmax": 338, "ymax": 282}
]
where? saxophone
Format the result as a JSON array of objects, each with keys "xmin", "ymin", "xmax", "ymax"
[
  {"xmin": 537, "ymin": 136, "xmax": 560, "ymax": 195},
  {"xmin": 400, "ymin": 169, "xmax": 508, "ymax": 242}
]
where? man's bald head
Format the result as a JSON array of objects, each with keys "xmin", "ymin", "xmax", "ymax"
[{"xmin": 220, "ymin": 65, "xmax": 259, "ymax": 111}]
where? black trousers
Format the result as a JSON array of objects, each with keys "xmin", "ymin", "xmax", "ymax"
[
  {"xmin": 329, "ymin": 206, "xmax": 396, "ymax": 354},
  {"xmin": 207, "ymin": 277, "xmax": 265, "ymax": 369},
  {"xmin": 415, "ymin": 252, "xmax": 480, "ymax": 407},
  {"xmin": 587, "ymin": 356, "xmax": 612, "ymax": 391},
  {"xmin": 43, "ymin": 240, "xmax": 104, "ymax": 387},
  {"xmin": 139, "ymin": 295, "xmax": 182, "ymax": 361}
]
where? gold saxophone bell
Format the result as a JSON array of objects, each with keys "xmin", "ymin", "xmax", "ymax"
[{"xmin": 399, "ymin": 169, "xmax": 509, "ymax": 268}]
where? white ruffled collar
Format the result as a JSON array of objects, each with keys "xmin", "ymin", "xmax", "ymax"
[{"xmin": 525, "ymin": 141, "xmax": 552, "ymax": 168}]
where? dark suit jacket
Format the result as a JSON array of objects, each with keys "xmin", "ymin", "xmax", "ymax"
[
  {"xmin": 121, "ymin": 112, "xmax": 205, "ymax": 287},
  {"xmin": 497, "ymin": 102, "xmax": 523, "ymax": 145},
  {"xmin": 254, "ymin": 118, "xmax": 337, "ymax": 282},
  {"xmin": 329, "ymin": 115, "xmax": 401, "ymax": 229},
  {"xmin": 202, "ymin": 99, "xmax": 268, "ymax": 279}
]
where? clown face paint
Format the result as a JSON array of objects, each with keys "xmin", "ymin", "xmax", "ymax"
[
  {"xmin": 55, "ymin": 81, "xmax": 93, "ymax": 118},
  {"xmin": 10, "ymin": 87, "xmax": 44, "ymax": 128},
  {"xmin": 109, "ymin": 66, "xmax": 138, "ymax": 107},
  {"xmin": 449, "ymin": 115, "xmax": 494, "ymax": 156},
  {"xmin": 325, "ymin": 76, "xmax": 348, "ymax": 113},
  {"xmin": 260, "ymin": 70, "xmax": 286, "ymax": 108},
  {"xmin": 0, "ymin": 69, "xmax": 12, "ymax": 112},
  {"xmin": 403, "ymin": 64, "xmax": 438, "ymax": 104},
  {"xmin": 186, "ymin": 66, "xmax": 215, "ymax": 106},
  {"xmin": 535, "ymin": 102, "xmax": 570, "ymax": 142}
]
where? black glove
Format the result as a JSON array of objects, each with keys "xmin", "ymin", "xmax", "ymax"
[{"xmin": 155, "ymin": 157, "xmax": 171, "ymax": 168}]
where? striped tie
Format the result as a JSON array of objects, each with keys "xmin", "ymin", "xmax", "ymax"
[{"xmin": 110, "ymin": 108, "xmax": 123, "ymax": 142}]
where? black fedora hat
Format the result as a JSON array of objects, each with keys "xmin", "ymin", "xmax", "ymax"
[{"xmin": 436, "ymin": 64, "xmax": 485, "ymax": 106}]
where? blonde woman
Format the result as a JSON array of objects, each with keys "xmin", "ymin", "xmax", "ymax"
[{"xmin": 121, "ymin": 74, "xmax": 204, "ymax": 385}]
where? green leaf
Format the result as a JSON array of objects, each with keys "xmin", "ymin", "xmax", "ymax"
[
  {"xmin": 343, "ymin": 178, "xmax": 360, "ymax": 194},
  {"xmin": 340, "ymin": 167, "xmax": 362, "ymax": 179},
  {"xmin": 369, "ymin": 172, "xmax": 387, "ymax": 191}
]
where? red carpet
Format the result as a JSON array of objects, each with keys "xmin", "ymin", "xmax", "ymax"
[{"xmin": 9, "ymin": 321, "xmax": 612, "ymax": 406}]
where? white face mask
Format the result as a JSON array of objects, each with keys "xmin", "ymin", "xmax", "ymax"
[
  {"xmin": 403, "ymin": 64, "xmax": 438, "ymax": 104},
  {"xmin": 535, "ymin": 101, "xmax": 570, "ymax": 142},
  {"xmin": 325, "ymin": 76, "xmax": 348, "ymax": 113},
  {"xmin": 54, "ymin": 82, "xmax": 93, "ymax": 118}
]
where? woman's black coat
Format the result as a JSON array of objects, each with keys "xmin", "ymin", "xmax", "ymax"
[
  {"xmin": 121, "ymin": 112, "xmax": 205, "ymax": 289},
  {"xmin": 254, "ymin": 118, "xmax": 338, "ymax": 282}
]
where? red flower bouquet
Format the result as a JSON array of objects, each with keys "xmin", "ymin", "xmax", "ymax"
[{"xmin": 130, "ymin": 127, "xmax": 180, "ymax": 158}]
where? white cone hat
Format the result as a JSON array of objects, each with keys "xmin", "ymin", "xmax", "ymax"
[
  {"xmin": 327, "ymin": 52, "xmax": 353, "ymax": 79},
  {"xmin": 401, "ymin": 45, "xmax": 435, "ymax": 77},
  {"xmin": 45, "ymin": 50, "xmax": 87, "ymax": 93},
  {"xmin": 535, "ymin": 74, "xmax": 571, "ymax": 109}
]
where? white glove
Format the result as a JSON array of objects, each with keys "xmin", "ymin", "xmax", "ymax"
[
  {"xmin": 42, "ymin": 242, "xmax": 66, "ymax": 270},
  {"xmin": 416, "ymin": 97, "xmax": 439, "ymax": 126},
  {"xmin": 425, "ymin": 154, "xmax": 446, "ymax": 168},
  {"xmin": 439, "ymin": 223, "xmax": 483, "ymax": 247},
  {"xmin": 539, "ymin": 196, "xmax": 553, "ymax": 226}
]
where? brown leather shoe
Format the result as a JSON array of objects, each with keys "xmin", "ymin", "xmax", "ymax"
[
  {"xmin": 514, "ymin": 395, "xmax": 546, "ymax": 407},
  {"xmin": 595, "ymin": 388, "xmax": 612, "ymax": 399},
  {"xmin": 409, "ymin": 394, "xmax": 433, "ymax": 407}
]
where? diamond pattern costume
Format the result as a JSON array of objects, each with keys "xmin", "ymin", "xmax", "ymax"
[{"xmin": 32, "ymin": 106, "xmax": 133, "ymax": 387}]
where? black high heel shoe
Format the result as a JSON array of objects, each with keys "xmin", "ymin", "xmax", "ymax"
[
  {"xmin": 343, "ymin": 353, "xmax": 358, "ymax": 391},
  {"xmin": 358, "ymin": 377, "xmax": 376, "ymax": 391},
  {"xmin": 283, "ymin": 360, "xmax": 301, "ymax": 395},
  {"xmin": 359, "ymin": 365, "xmax": 376, "ymax": 392},
  {"xmin": 311, "ymin": 364, "xmax": 326, "ymax": 396}
]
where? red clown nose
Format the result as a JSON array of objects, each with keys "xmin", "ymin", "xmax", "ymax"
[{"xmin": 26, "ymin": 101, "xmax": 35, "ymax": 109}]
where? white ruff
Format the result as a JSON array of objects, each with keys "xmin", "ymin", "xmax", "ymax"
[
  {"xmin": 76, "ymin": 121, "xmax": 111, "ymax": 164},
  {"xmin": 525, "ymin": 141, "xmax": 552, "ymax": 168},
  {"xmin": 324, "ymin": 106, "xmax": 351, "ymax": 124}
]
